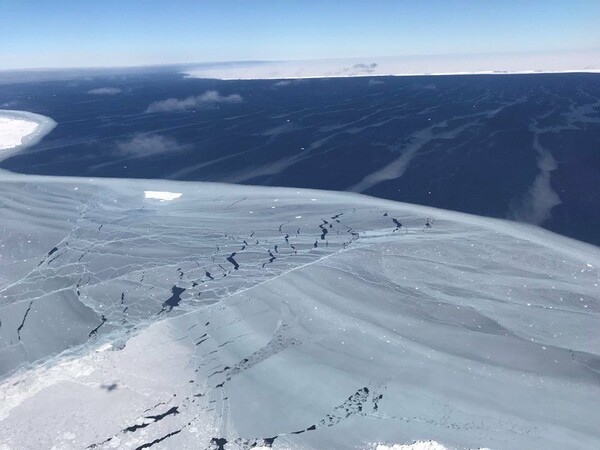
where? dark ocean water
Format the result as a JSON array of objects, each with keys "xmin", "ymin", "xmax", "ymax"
[{"xmin": 1, "ymin": 70, "xmax": 599, "ymax": 245}]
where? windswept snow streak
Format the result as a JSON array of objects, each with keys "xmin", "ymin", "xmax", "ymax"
[
  {"xmin": 510, "ymin": 96, "xmax": 600, "ymax": 225},
  {"xmin": 350, "ymin": 102, "xmax": 519, "ymax": 193},
  {"xmin": 0, "ymin": 172, "xmax": 599, "ymax": 450}
]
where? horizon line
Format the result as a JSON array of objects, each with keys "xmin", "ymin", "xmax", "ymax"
[{"xmin": 2, "ymin": 48, "xmax": 599, "ymax": 73}]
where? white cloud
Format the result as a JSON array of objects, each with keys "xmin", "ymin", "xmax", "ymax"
[
  {"xmin": 145, "ymin": 90, "xmax": 243, "ymax": 113},
  {"xmin": 272, "ymin": 79, "xmax": 304, "ymax": 88},
  {"xmin": 88, "ymin": 87, "xmax": 122, "ymax": 95},
  {"xmin": 116, "ymin": 133, "xmax": 186, "ymax": 157}
]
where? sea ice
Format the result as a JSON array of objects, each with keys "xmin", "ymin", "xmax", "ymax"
[{"xmin": 0, "ymin": 169, "xmax": 598, "ymax": 449}]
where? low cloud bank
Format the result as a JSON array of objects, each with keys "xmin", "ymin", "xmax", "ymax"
[
  {"xmin": 146, "ymin": 90, "xmax": 243, "ymax": 113},
  {"xmin": 88, "ymin": 87, "xmax": 122, "ymax": 95},
  {"xmin": 272, "ymin": 79, "xmax": 304, "ymax": 88},
  {"xmin": 116, "ymin": 133, "xmax": 186, "ymax": 157}
]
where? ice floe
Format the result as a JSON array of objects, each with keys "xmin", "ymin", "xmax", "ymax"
[{"xmin": 0, "ymin": 169, "xmax": 598, "ymax": 449}]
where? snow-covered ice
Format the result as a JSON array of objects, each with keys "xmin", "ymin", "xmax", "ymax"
[{"xmin": 1, "ymin": 169, "xmax": 599, "ymax": 449}]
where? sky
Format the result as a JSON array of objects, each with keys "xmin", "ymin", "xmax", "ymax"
[{"xmin": 0, "ymin": 0, "xmax": 599, "ymax": 70}]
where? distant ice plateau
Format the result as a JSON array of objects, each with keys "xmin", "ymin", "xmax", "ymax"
[
  {"xmin": 184, "ymin": 50, "xmax": 600, "ymax": 80},
  {"xmin": 0, "ymin": 111, "xmax": 599, "ymax": 449}
]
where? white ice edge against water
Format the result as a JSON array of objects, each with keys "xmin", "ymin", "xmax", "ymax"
[
  {"xmin": 185, "ymin": 68, "xmax": 600, "ymax": 81},
  {"xmin": 0, "ymin": 110, "xmax": 57, "ymax": 160}
]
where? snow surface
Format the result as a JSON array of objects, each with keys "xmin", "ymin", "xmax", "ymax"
[{"xmin": 0, "ymin": 111, "xmax": 599, "ymax": 449}]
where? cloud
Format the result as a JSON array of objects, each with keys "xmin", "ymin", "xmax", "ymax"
[
  {"xmin": 88, "ymin": 87, "xmax": 122, "ymax": 95},
  {"xmin": 116, "ymin": 133, "xmax": 187, "ymax": 157},
  {"xmin": 272, "ymin": 79, "xmax": 304, "ymax": 88},
  {"xmin": 146, "ymin": 90, "xmax": 243, "ymax": 113}
]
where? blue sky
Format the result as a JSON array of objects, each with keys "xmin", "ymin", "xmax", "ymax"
[{"xmin": 0, "ymin": 0, "xmax": 598, "ymax": 70}]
